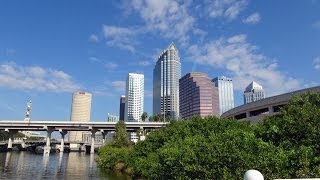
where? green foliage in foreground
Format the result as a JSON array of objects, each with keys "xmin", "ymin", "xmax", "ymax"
[
  {"xmin": 130, "ymin": 117, "xmax": 287, "ymax": 179},
  {"xmin": 98, "ymin": 93, "xmax": 320, "ymax": 179},
  {"xmin": 256, "ymin": 93, "xmax": 320, "ymax": 178},
  {"xmin": 112, "ymin": 120, "xmax": 131, "ymax": 148}
]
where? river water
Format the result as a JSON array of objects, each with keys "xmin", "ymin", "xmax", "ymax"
[{"xmin": 0, "ymin": 152, "xmax": 129, "ymax": 180}]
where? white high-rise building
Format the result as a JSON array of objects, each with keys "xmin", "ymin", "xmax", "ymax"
[
  {"xmin": 212, "ymin": 76, "xmax": 234, "ymax": 115},
  {"xmin": 69, "ymin": 92, "xmax": 92, "ymax": 142},
  {"xmin": 125, "ymin": 73, "xmax": 144, "ymax": 122},
  {"xmin": 244, "ymin": 81, "xmax": 265, "ymax": 104},
  {"xmin": 153, "ymin": 43, "xmax": 181, "ymax": 120}
]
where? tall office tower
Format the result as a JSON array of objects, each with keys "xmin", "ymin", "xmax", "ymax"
[
  {"xmin": 119, "ymin": 95, "xmax": 126, "ymax": 120},
  {"xmin": 212, "ymin": 76, "xmax": 234, "ymax": 115},
  {"xmin": 243, "ymin": 81, "xmax": 265, "ymax": 104},
  {"xmin": 153, "ymin": 43, "xmax": 181, "ymax": 120},
  {"xmin": 69, "ymin": 92, "xmax": 92, "ymax": 142},
  {"xmin": 125, "ymin": 73, "xmax": 144, "ymax": 122},
  {"xmin": 179, "ymin": 73, "xmax": 219, "ymax": 119}
]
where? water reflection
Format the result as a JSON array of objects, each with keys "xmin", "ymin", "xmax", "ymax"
[
  {"xmin": 4, "ymin": 152, "xmax": 11, "ymax": 169},
  {"xmin": 89, "ymin": 153, "xmax": 95, "ymax": 176},
  {"xmin": 42, "ymin": 153, "xmax": 49, "ymax": 177},
  {"xmin": 0, "ymin": 152, "xmax": 129, "ymax": 180},
  {"xmin": 57, "ymin": 152, "xmax": 64, "ymax": 173}
]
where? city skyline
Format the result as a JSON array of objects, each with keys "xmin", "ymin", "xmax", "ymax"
[{"xmin": 0, "ymin": 1, "xmax": 319, "ymax": 121}]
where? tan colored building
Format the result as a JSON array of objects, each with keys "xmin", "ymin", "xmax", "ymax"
[{"xmin": 68, "ymin": 92, "xmax": 92, "ymax": 142}]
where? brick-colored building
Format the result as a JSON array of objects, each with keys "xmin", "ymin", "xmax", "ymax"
[{"xmin": 179, "ymin": 73, "xmax": 219, "ymax": 119}]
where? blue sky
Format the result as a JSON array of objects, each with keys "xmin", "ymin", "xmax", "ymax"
[{"xmin": 0, "ymin": 0, "xmax": 319, "ymax": 121}]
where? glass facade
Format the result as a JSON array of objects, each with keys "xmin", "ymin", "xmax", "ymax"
[
  {"xmin": 119, "ymin": 95, "xmax": 125, "ymax": 120},
  {"xmin": 125, "ymin": 73, "xmax": 144, "ymax": 122},
  {"xmin": 243, "ymin": 81, "xmax": 265, "ymax": 104},
  {"xmin": 179, "ymin": 73, "xmax": 219, "ymax": 119},
  {"xmin": 212, "ymin": 76, "xmax": 234, "ymax": 115},
  {"xmin": 153, "ymin": 43, "xmax": 181, "ymax": 120}
]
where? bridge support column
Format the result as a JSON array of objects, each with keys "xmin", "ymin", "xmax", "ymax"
[
  {"xmin": 90, "ymin": 129, "xmax": 97, "ymax": 154},
  {"xmin": 21, "ymin": 137, "xmax": 26, "ymax": 150},
  {"xmin": 5, "ymin": 129, "xmax": 17, "ymax": 151},
  {"xmin": 246, "ymin": 111, "xmax": 250, "ymax": 118},
  {"xmin": 44, "ymin": 127, "xmax": 54, "ymax": 154},
  {"xmin": 100, "ymin": 130, "xmax": 106, "ymax": 144},
  {"xmin": 59, "ymin": 129, "xmax": 67, "ymax": 153},
  {"xmin": 268, "ymin": 106, "xmax": 274, "ymax": 115}
]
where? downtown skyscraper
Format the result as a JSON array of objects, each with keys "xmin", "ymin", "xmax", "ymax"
[
  {"xmin": 119, "ymin": 95, "xmax": 125, "ymax": 120},
  {"xmin": 69, "ymin": 92, "xmax": 92, "ymax": 142},
  {"xmin": 212, "ymin": 76, "xmax": 234, "ymax": 115},
  {"xmin": 243, "ymin": 81, "xmax": 265, "ymax": 104},
  {"xmin": 125, "ymin": 73, "xmax": 144, "ymax": 122},
  {"xmin": 153, "ymin": 43, "xmax": 181, "ymax": 120},
  {"xmin": 179, "ymin": 73, "xmax": 219, "ymax": 119}
]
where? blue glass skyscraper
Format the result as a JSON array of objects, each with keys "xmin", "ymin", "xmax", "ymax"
[
  {"xmin": 153, "ymin": 43, "xmax": 181, "ymax": 120},
  {"xmin": 212, "ymin": 76, "xmax": 234, "ymax": 115}
]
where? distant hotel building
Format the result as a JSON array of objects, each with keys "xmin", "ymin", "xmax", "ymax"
[
  {"xmin": 153, "ymin": 43, "xmax": 181, "ymax": 120},
  {"xmin": 179, "ymin": 73, "xmax": 219, "ymax": 119},
  {"xmin": 69, "ymin": 92, "xmax": 92, "ymax": 142},
  {"xmin": 119, "ymin": 95, "xmax": 126, "ymax": 120},
  {"xmin": 244, "ymin": 81, "xmax": 265, "ymax": 104},
  {"xmin": 212, "ymin": 76, "xmax": 234, "ymax": 115},
  {"xmin": 125, "ymin": 73, "xmax": 144, "ymax": 122},
  {"xmin": 107, "ymin": 113, "xmax": 119, "ymax": 122}
]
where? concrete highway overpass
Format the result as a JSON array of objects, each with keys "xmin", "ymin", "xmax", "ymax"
[{"xmin": 221, "ymin": 86, "xmax": 320, "ymax": 123}]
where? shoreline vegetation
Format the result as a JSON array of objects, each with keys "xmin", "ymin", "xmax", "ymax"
[{"xmin": 97, "ymin": 93, "xmax": 320, "ymax": 179}]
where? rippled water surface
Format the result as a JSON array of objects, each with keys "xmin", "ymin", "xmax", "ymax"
[{"xmin": 0, "ymin": 152, "xmax": 129, "ymax": 180}]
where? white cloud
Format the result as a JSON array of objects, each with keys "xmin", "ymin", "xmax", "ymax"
[
  {"xmin": 102, "ymin": 25, "xmax": 138, "ymax": 52},
  {"xmin": 91, "ymin": 86, "xmax": 114, "ymax": 96},
  {"xmin": 188, "ymin": 34, "xmax": 301, "ymax": 96},
  {"xmin": 128, "ymin": 0, "xmax": 199, "ymax": 46},
  {"xmin": 243, "ymin": 12, "xmax": 261, "ymax": 24},
  {"xmin": 89, "ymin": 34, "xmax": 99, "ymax": 43},
  {"xmin": 313, "ymin": 57, "xmax": 320, "ymax": 70},
  {"xmin": 111, "ymin": 81, "xmax": 126, "ymax": 93},
  {"xmin": 0, "ymin": 62, "xmax": 81, "ymax": 92},
  {"xmin": 89, "ymin": 56, "xmax": 118, "ymax": 71},
  {"xmin": 206, "ymin": 0, "xmax": 248, "ymax": 20}
]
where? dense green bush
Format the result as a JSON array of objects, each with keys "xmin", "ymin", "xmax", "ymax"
[
  {"xmin": 131, "ymin": 117, "xmax": 288, "ymax": 179},
  {"xmin": 256, "ymin": 93, "xmax": 320, "ymax": 178},
  {"xmin": 97, "ymin": 120, "xmax": 133, "ymax": 173},
  {"xmin": 98, "ymin": 93, "xmax": 320, "ymax": 179},
  {"xmin": 97, "ymin": 145, "xmax": 132, "ymax": 173}
]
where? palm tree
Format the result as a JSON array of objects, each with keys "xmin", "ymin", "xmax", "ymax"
[{"xmin": 141, "ymin": 112, "xmax": 148, "ymax": 122}]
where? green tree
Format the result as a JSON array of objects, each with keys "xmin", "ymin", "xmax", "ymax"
[
  {"xmin": 148, "ymin": 115, "xmax": 154, "ymax": 122},
  {"xmin": 112, "ymin": 120, "xmax": 131, "ymax": 148},
  {"xmin": 131, "ymin": 116, "xmax": 287, "ymax": 179},
  {"xmin": 153, "ymin": 113, "xmax": 165, "ymax": 122},
  {"xmin": 256, "ymin": 92, "xmax": 320, "ymax": 178},
  {"xmin": 97, "ymin": 93, "xmax": 320, "ymax": 179},
  {"xmin": 0, "ymin": 130, "xmax": 8, "ymax": 141},
  {"xmin": 141, "ymin": 112, "xmax": 148, "ymax": 122}
]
